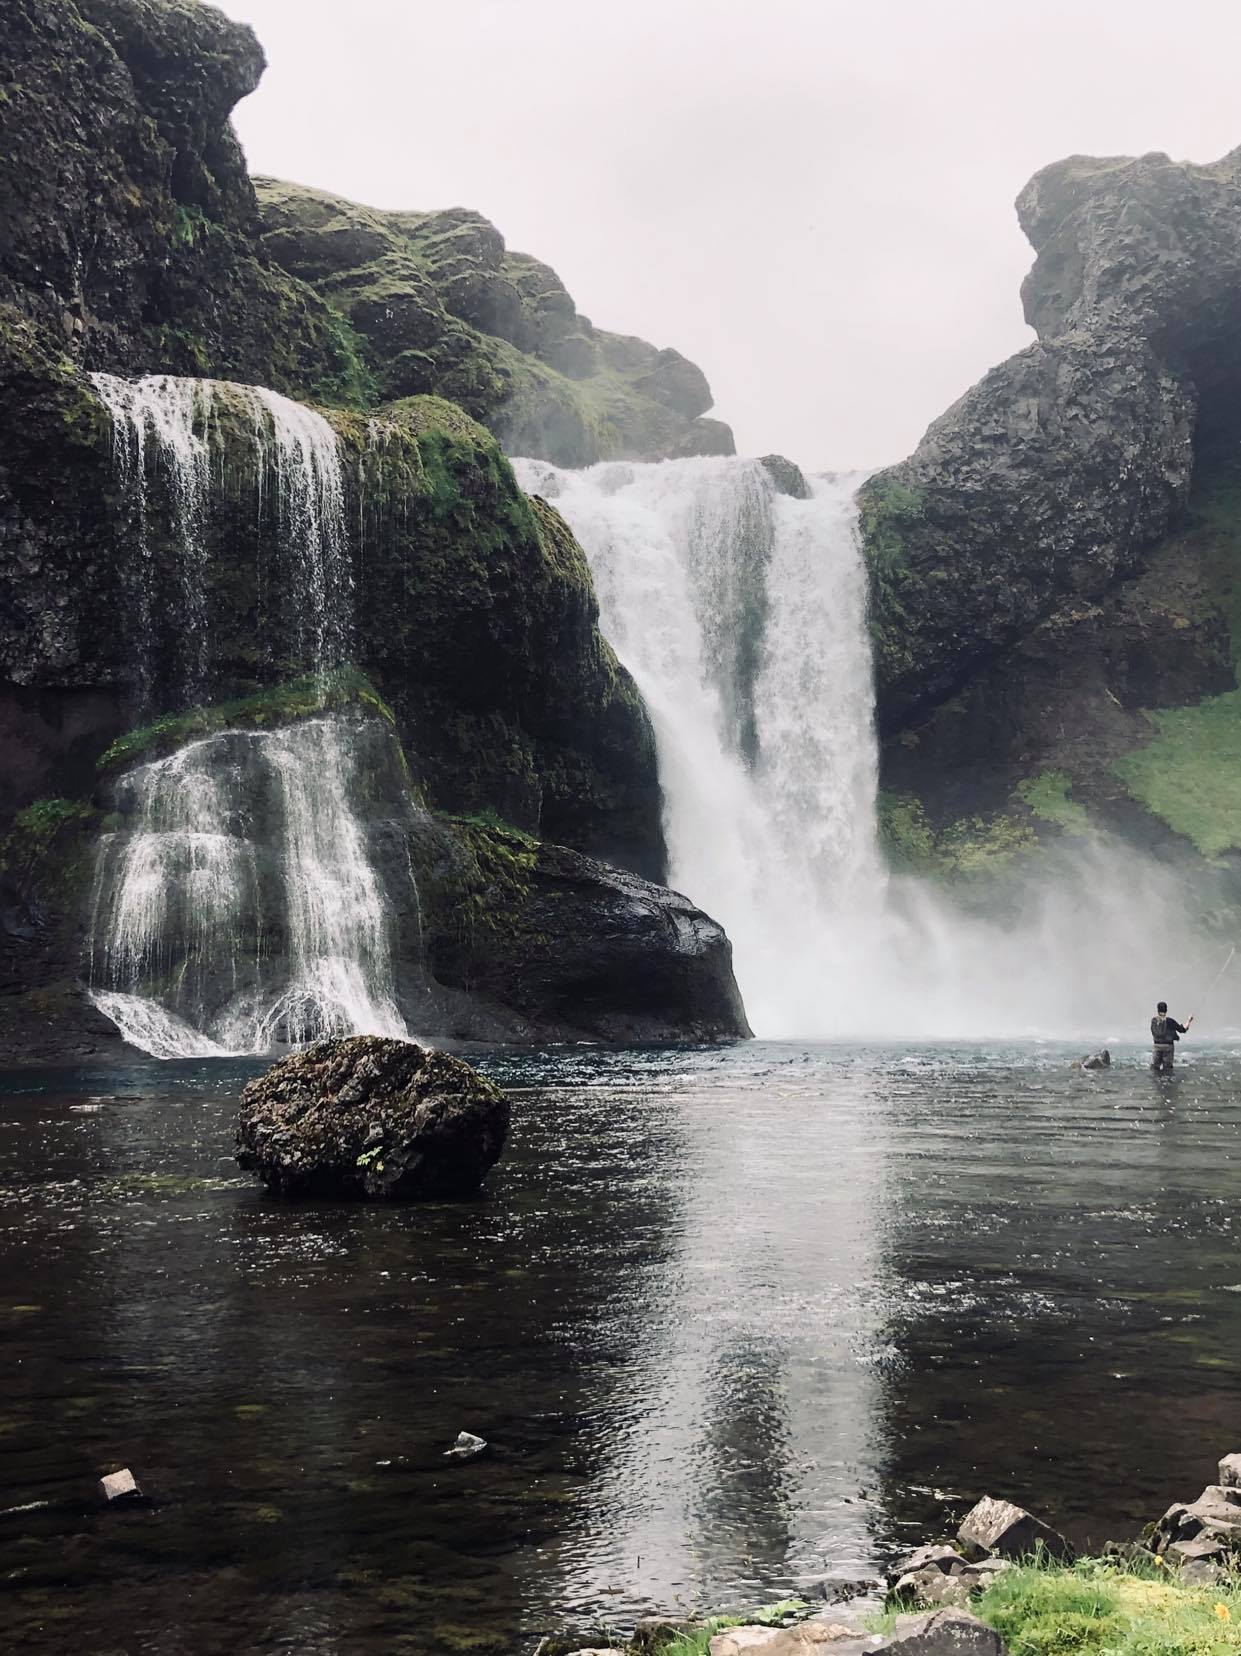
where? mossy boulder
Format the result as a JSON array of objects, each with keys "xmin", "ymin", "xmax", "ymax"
[{"xmin": 236, "ymin": 1036, "xmax": 511, "ymax": 1200}]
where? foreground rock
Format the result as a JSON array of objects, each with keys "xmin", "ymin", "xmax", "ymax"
[
  {"xmin": 957, "ymin": 1496, "xmax": 1074, "ymax": 1564},
  {"xmin": 707, "ymin": 1608, "xmax": 1006, "ymax": 1654},
  {"xmin": 235, "ymin": 1037, "xmax": 509, "ymax": 1200}
]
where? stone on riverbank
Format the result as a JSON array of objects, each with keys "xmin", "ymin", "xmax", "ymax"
[
  {"xmin": 957, "ymin": 1496, "xmax": 1074, "ymax": 1563},
  {"xmin": 885, "ymin": 1610, "xmax": 1007, "ymax": 1653},
  {"xmin": 235, "ymin": 1035, "xmax": 510, "ymax": 1200}
]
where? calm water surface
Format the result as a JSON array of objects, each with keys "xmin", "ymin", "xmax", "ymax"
[{"xmin": 2, "ymin": 1040, "xmax": 1240, "ymax": 1652}]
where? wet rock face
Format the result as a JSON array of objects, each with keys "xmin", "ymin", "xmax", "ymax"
[
  {"xmin": 865, "ymin": 331, "xmax": 1194, "ymax": 731},
  {"xmin": 865, "ymin": 142, "xmax": 1241, "ymax": 743},
  {"xmin": 235, "ymin": 1036, "xmax": 511, "ymax": 1200},
  {"xmin": 419, "ymin": 833, "xmax": 752, "ymax": 1044}
]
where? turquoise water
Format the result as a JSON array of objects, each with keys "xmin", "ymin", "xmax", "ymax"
[{"xmin": 2, "ymin": 1040, "xmax": 1240, "ymax": 1652}]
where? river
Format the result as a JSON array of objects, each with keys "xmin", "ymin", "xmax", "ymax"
[{"xmin": 4, "ymin": 1041, "xmax": 1240, "ymax": 1653}]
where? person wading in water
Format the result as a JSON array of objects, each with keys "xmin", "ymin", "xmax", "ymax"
[{"xmin": 1151, "ymin": 1001, "xmax": 1193, "ymax": 1072}]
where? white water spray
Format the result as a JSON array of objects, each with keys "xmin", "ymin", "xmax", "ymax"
[
  {"xmin": 89, "ymin": 718, "xmax": 408, "ymax": 1056},
  {"xmin": 515, "ymin": 457, "xmax": 881, "ymax": 1034},
  {"xmin": 518, "ymin": 456, "xmax": 1227, "ymax": 1041}
]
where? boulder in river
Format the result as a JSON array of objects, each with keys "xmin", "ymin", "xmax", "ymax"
[{"xmin": 235, "ymin": 1036, "xmax": 510, "ymax": 1200}]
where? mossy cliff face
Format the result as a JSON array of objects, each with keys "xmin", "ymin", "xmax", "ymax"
[
  {"xmin": 1, "ymin": 378, "xmax": 664, "ymax": 877},
  {"xmin": 254, "ymin": 179, "xmax": 734, "ymax": 465},
  {"xmin": 1, "ymin": 0, "xmax": 728, "ymax": 454},
  {"xmin": 864, "ymin": 145, "xmax": 1241, "ymax": 882},
  {"xmin": 0, "ymin": 0, "xmax": 367, "ymax": 400}
]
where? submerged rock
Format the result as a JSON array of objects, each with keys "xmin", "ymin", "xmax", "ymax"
[
  {"xmin": 98, "ymin": 1468, "xmax": 143, "ymax": 1505},
  {"xmin": 443, "ymin": 1431, "xmax": 488, "ymax": 1461},
  {"xmin": 235, "ymin": 1036, "xmax": 510, "ymax": 1200},
  {"xmin": 1075, "ymin": 1050, "xmax": 1111, "ymax": 1070}
]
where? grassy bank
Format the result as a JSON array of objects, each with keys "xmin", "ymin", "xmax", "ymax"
[{"xmin": 900, "ymin": 1557, "xmax": 1241, "ymax": 1655}]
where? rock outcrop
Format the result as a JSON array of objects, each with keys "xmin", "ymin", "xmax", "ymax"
[
  {"xmin": 865, "ymin": 145, "xmax": 1241, "ymax": 878},
  {"xmin": 254, "ymin": 179, "xmax": 733, "ymax": 466},
  {"xmin": 1, "ymin": 700, "xmax": 750, "ymax": 1061},
  {"xmin": 235, "ymin": 1036, "xmax": 510, "ymax": 1199}
]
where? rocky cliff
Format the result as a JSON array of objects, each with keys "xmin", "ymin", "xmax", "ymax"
[
  {"xmin": 0, "ymin": 0, "xmax": 749, "ymax": 1057},
  {"xmin": 0, "ymin": 0, "xmax": 731, "ymax": 464},
  {"xmin": 863, "ymin": 146, "xmax": 1241, "ymax": 884}
]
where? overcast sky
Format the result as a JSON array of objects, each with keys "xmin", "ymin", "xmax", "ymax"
[{"xmin": 217, "ymin": 0, "xmax": 1241, "ymax": 470}]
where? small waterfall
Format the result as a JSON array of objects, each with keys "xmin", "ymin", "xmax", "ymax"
[
  {"xmin": 88, "ymin": 372, "xmax": 412, "ymax": 1058},
  {"xmin": 251, "ymin": 387, "xmax": 353, "ymax": 672},
  {"xmin": 515, "ymin": 457, "xmax": 882, "ymax": 1035},
  {"xmin": 91, "ymin": 374, "xmax": 214, "ymax": 705},
  {"xmin": 90, "ymin": 718, "xmax": 408, "ymax": 1057}
]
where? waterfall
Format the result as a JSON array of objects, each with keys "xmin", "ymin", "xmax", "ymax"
[
  {"xmin": 519, "ymin": 456, "xmax": 1229, "ymax": 1041},
  {"xmin": 91, "ymin": 374, "xmax": 214, "ymax": 705},
  {"xmin": 88, "ymin": 373, "xmax": 413, "ymax": 1058},
  {"xmin": 251, "ymin": 387, "xmax": 354, "ymax": 672},
  {"xmin": 90, "ymin": 719, "xmax": 408, "ymax": 1057},
  {"xmin": 514, "ymin": 457, "xmax": 883, "ymax": 1035}
]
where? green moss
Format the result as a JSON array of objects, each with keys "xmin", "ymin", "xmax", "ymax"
[
  {"xmin": 0, "ymin": 797, "xmax": 97, "ymax": 913},
  {"xmin": 877, "ymin": 790, "xmax": 1038, "ymax": 878},
  {"xmin": 1113, "ymin": 689, "xmax": 1241, "ymax": 856},
  {"xmin": 97, "ymin": 666, "xmax": 396, "ymax": 774},
  {"xmin": 449, "ymin": 817, "xmax": 538, "ymax": 935},
  {"xmin": 877, "ymin": 791, "xmax": 939, "ymax": 870},
  {"xmin": 859, "ymin": 475, "xmax": 926, "ymax": 569},
  {"xmin": 975, "ymin": 1556, "xmax": 1241, "ymax": 1655},
  {"xmin": 1015, "ymin": 770, "xmax": 1093, "ymax": 835}
]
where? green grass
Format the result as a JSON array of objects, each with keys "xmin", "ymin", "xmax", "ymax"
[
  {"xmin": 974, "ymin": 1557, "xmax": 1241, "ymax": 1655},
  {"xmin": 1015, "ymin": 771, "xmax": 1093, "ymax": 836},
  {"xmin": 1112, "ymin": 689, "xmax": 1241, "ymax": 857},
  {"xmin": 97, "ymin": 666, "xmax": 395, "ymax": 774}
]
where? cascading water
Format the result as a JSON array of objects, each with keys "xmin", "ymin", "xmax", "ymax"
[
  {"xmin": 515, "ymin": 457, "xmax": 881, "ymax": 1035},
  {"xmin": 88, "ymin": 373, "xmax": 414, "ymax": 1058},
  {"xmin": 91, "ymin": 374, "xmax": 215, "ymax": 705},
  {"xmin": 89, "ymin": 719, "xmax": 408, "ymax": 1058},
  {"xmin": 517, "ymin": 456, "xmax": 1224, "ymax": 1040}
]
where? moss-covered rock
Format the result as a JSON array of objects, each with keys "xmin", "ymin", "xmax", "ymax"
[{"xmin": 251, "ymin": 177, "xmax": 734, "ymax": 464}]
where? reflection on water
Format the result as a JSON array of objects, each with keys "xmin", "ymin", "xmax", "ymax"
[{"xmin": 2, "ymin": 1042, "xmax": 1241, "ymax": 1653}]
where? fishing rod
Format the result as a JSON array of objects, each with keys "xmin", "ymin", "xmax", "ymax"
[{"xmin": 1189, "ymin": 943, "xmax": 1237, "ymax": 1025}]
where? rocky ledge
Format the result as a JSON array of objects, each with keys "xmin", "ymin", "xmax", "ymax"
[{"xmin": 235, "ymin": 1035, "xmax": 510, "ymax": 1200}]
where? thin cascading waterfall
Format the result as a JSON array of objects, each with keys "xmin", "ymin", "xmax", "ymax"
[
  {"xmin": 88, "ymin": 372, "xmax": 411, "ymax": 1058},
  {"xmin": 515, "ymin": 457, "xmax": 883, "ymax": 1035},
  {"xmin": 90, "ymin": 719, "xmax": 407, "ymax": 1056},
  {"xmin": 251, "ymin": 387, "xmax": 354, "ymax": 672},
  {"xmin": 90, "ymin": 373, "xmax": 214, "ymax": 706}
]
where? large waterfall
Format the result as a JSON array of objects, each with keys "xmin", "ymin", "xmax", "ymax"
[
  {"xmin": 514, "ymin": 458, "xmax": 882, "ymax": 1035},
  {"xmin": 517, "ymin": 456, "xmax": 1221, "ymax": 1041},
  {"xmin": 88, "ymin": 373, "xmax": 414, "ymax": 1058}
]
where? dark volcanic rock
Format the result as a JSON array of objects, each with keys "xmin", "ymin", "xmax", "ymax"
[
  {"xmin": 864, "ymin": 332, "xmax": 1193, "ymax": 732},
  {"xmin": 236, "ymin": 1036, "xmax": 510, "ymax": 1200},
  {"xmin": 865, "ymin": 142, "xmax": 1241, "ymax": 736},
  {"xmin": 421, "ymin": 831, "xmax": 751, "ymax": 1044}
]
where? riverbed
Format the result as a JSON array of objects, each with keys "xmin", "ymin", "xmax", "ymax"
[{"xmin": 3, "ymin": 1041, "xmax": 1240, "ymax": 1652}]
